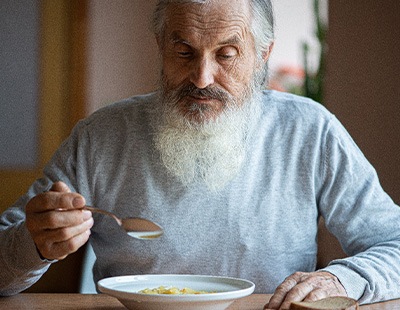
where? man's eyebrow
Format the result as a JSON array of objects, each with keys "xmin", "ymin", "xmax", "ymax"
[
  {"xmin": 169, "ymin": 32, "xmax": 190, "ymax": 45},
  {"xmin": 169, "ymin": 32, "xmax": 243, "ymax": 47},
  {"xmin": 218, "ymin": 35, "xmax": 243, "ymax": 46}
]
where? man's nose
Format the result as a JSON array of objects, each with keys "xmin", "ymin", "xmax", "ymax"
[{"xmin": 189, "ymin": 57, "xmax": 215, "ymax": 89}]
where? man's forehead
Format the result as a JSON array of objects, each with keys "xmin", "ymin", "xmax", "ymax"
[
  {"xmin": 164, "ymin": 0, "xmax": 251, "ymax": 41},
  {"xmin": 165, "ymin": 0, "xmax": 251, "ymax": 24}
]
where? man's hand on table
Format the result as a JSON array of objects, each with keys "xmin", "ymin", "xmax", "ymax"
[
  {"xmin": 264, "ymin": 271, "xmax": 347, "ymax": 310},
  {"xmin": 25, "ymin": 181, "xmax": 93, "ymax": 260}
]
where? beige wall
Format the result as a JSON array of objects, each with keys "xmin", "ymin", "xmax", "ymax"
[
  {"xmin": 86, "ymin": 0, "xmax": 158, "ymax": 113},
  {"xmin": 326, "ymin": 0, "xmax": 400, "ymax": 205}
]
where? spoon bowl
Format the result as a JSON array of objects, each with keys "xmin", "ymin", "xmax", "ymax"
[{"xmin": 83, "ymin": 206, "xmax": 163, "ymax": 239}]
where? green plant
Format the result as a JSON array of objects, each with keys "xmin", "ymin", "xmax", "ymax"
[{"xmin": 302, "ymin": 0, "xmax": 328, "ymax": 104}]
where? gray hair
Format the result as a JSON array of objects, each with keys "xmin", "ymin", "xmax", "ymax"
[{"xmin": 152, "ymin": 0, "xmax": 274, "ymax": 57}]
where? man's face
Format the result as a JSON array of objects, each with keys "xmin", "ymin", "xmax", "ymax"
[{"xmin": 159, "ymin": 0, "xmax": 259, "ymax": 125}]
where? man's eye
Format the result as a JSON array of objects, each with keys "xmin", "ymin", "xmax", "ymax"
[
  {"xmin": 218, "ymin": 54, "xmax": 234, "ymax": 60},
  {"xmin": 173, "ymin": 42, "xmax": 193, "ymax": 58},
  {"xmin": 217, "ymin": 47, "xmax": 238, "ymax": 60},
  {"xmin": 177, "ymin": 51, "xmax": 193, "ymax": 58}
]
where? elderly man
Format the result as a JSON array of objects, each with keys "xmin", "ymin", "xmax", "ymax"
[{"xmin": 1, "ymin": 0, "xmax": 400, "ymax": 309}]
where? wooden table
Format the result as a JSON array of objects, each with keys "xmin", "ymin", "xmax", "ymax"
[{"xmin": 0, "ymin": 293, "xmax": 399, "ymax": 309}]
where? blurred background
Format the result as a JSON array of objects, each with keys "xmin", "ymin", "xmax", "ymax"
[{"xmin": 1, "ymin": 0, "xmax": 399, "ymax": 293}]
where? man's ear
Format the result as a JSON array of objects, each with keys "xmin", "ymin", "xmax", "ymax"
[{"xmin": 262, "ymin": 42, "xmax": 275, "ymax": 63}]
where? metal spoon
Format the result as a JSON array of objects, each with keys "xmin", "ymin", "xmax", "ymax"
[{"xmin": 83, "ymin": 206, "xmax": 163, "ymax": 239}]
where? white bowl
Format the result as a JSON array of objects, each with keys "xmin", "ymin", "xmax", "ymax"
[{"xmin": 97, "ymin": 274, "xmax": 255, "ymax": 310}]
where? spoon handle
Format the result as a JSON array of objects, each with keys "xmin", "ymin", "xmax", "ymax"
[{"xmin": 83, "ymin": 206, "xmax": 122, "ymax": 226}]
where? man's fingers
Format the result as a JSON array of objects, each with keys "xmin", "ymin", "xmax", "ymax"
[
  {"xmin": 25, "ymin": 182, "xmax": 92, "ymax": 260},
  {"xmin": 33, "ymin": 216, "xmax": 93, "ymax": 260},
  {"xmin": 26, "ymin": 193, "xmax": 85, "ymax": 213},
  {"xmin": 50, "ymin": 181, "xmax": 71, "ymax": 193},
  {"xmin": 265, "ymin": 272, "xmax": 304, "ymax": 309},
  {"xmin": 264, "ymin": 272, "xmax": 347, "ymax": 310},
  {"xmin": 46, "ymin": 184, "xmax": 86, "ymax": 210},
  {"xmin": 35, "ymin": 217, "xmax": 93, "ymax": 244},
  {"xmin": 26, "ymin": 190, "xmax": 86, "ymax": 213},
  {"xmin": 279, "ymin": 281, "xmax": 328, "ymax": 310},
  {"xmin": 28, "ymin": 209, "xmax": 92, "ymax": 231},
  {"xmin": 37, "ymin": 226, "xmax": 92, "ymax": 260},
  {"xmin": 304, "ymin": 288, "xmax": 329, "ymax": 302}
]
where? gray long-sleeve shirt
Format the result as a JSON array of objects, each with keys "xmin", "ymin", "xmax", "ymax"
[{"xmin": 1, "ymin": 90, "xmax": 400, "ymax": 303}]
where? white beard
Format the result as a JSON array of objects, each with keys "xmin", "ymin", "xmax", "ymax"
[{"xmin": 151, "ymin": 77, "xmax": 262, "ymax": 191}]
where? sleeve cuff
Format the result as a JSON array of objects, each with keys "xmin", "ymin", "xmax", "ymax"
[{"xmin": 319, "ymin": 263, "xmax": 367, "ymax": 301}]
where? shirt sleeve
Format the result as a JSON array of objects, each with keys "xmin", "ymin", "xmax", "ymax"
[
  {"xmin": 0, "ymin": 120, "xmax": 90, "ymax": 296},
  {"xmin": 317, "ymin": 116, "xmax": 400, "ymax": 303},
  {"xmin": 0, "ymin": 181, "xmax": 54, "ymax": 296}
]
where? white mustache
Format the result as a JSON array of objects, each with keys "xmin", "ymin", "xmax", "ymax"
[{"xmin": 171, "ymin": 83, "xmax": 233, "ymax": 105}]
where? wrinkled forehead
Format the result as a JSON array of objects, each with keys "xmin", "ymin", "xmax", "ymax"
[
  {"xmin": 165, "ymin": 0, "xmax": 252, "ymax": 31},
  {"xmin": 164, "ymin": 0, "xmax": 252, "ymax": 42}
]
